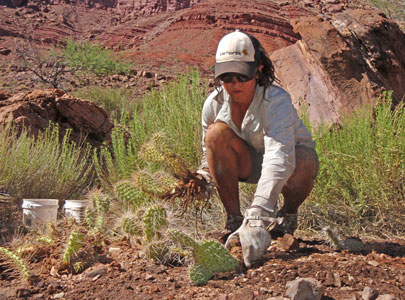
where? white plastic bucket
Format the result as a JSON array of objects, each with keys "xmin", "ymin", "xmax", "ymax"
[
  {"xmin": 22, "ymin": 199, "xmax": 59, "ymax": 229},
  {"xmin": 64, "ymin": 200, "xmax": 88, "ymax": 223}
]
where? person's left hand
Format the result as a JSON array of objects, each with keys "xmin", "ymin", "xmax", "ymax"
[{"xmin": 225, "ymin": 207, "xmax": 282, "ymax": 267}]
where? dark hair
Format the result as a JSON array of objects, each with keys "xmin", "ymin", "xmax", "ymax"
[{"xmin": 214, "ymin": 31, "xmax": 276, "ymax": 89}]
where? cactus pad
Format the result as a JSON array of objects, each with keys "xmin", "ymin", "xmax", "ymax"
[
  {"xmin": 142, "ymin": 204, "xmax": 168, "ymax": 241},
  {"xmin": 188, "ymin": 263, "xmax": 213, "ymax": 286},
  {"xmin": 115, "ymin": 180, "xmax": 151, "ymax": 207},
  {"xmin": 122, "ymin": 216, "xmax": 142, "ymax": 236},
  {"xmin": 63, "ymin": 231, "xmax": 85, "ymax": 264}
]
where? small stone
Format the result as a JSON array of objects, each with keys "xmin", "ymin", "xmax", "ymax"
[
  {"xmin": 92, "ymin": 274, "xmax": 101, "ymax": 281},
  {"xmin": 86, "ymin": 267, "xmax": 107, "ymax": 278},
  {"xmin": 286, "ymin": 278, "xmax": 324, "ymax": 300},
  {"xmin": 279, "ymin": 234, "xmax": 299, "ymax": 250},
  {"xmin": 362, "ymin": 286, "xmax": 379, "ymax": 300},
  {"xmin": 368, "ymin": 260, "xmax": 379, "ymax": 267},
  {"xmin": 54, "ymin": 292, "xmax": 65, "ymax": 299},
  {"xmin": 375, "ymin": 295, "xmax": 399, "ymax": 300}
]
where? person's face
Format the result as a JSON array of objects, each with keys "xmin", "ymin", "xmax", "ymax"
[{"xmin": 219, "ymin": 72, "xmax": 256, "ymax": 105}]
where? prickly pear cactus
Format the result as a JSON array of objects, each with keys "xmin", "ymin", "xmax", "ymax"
[
  {"xmin": 142, "ymin": 204, "xmax": 168, "ymax": 241},
  {"xmin": 144, "ymin": 241, "xmax": 170, "ymax": 262},
  {"xmin": 188, "ymin": 263, "xmax": 213, "ymax": 286},
  {"xmin": 88, "ymin": 190, "xmax": 110, "ymax": 214},
  {"xmin": 122, "ymin": 216, "xmax": 142, "ymax": 236},
  {"xmin": 114, "ymin": 180, "xmax": 151, "ymax": 208},
  {"xmin": 167, "ymin": 229, "xmax": 240, "ymax": 285},
  {"xmin": 167, "ymin": 229, "xmax": 199, "ymax": 249},
  {"xmin": 139, "ymin": 132, "xmax": 190, "ymax": 179},
  {"xmin": 139, "ymin": 141, "xmax": 166, "ymax": 164},
  {"xmin": 0, "ymin": 247, "xmax": 30, "ymax": 280},
  {"xmin": 85, "ymin": 207, "xmax": 96, "ymax": 229},
  {"xmin": 63, "ymin": 231, "xmax": 84, "ymax": 264},
  {"xmin": 133, "ymin": 170, "xmax": 167, "ymax": 196},
  {"xmin": 164, "ymin": 154, "xmax": 190, "ymax": 179},
  {"xmin": 154, "ymin": 171, "xmax": 180, "ymax": 193},
  {"xmin": 199, "ymin": 240, "xmax": 240, "ymax": 273},
  {"xmin": 322, "ymin": 226, "xmax": 366, "ymax": 252}
]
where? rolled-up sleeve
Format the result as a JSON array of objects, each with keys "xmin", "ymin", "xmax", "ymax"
[{"xmin": 252, "ymin": 96, "xmax": 296, "ymax": 212}]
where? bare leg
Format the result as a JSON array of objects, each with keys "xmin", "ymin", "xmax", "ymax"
[
  {"xmin": 280, "ymin": 146, "xmax": 319, "ymax": 215},
  {"xmin": 205, "ymin": 122, "xmax": 252, "ymax": 218}
]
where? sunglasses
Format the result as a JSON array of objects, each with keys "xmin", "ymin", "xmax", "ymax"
[{"xmin": 218, "ymin": 73, "xmax": 254, "ymax": 83}]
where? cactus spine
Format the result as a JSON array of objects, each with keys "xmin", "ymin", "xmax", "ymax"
[
  {"xmin": 63, "ymin": 231, "xmax": 85, "ymax": 264},
  {"xmin": 167, "ymin": 229, "xmax": 240, "ymax": 285},
  {"xmin": 0, "ymin": 247, "xmax": 30, "ymax": 280}
]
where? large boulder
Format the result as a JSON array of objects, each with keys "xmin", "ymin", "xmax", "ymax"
[
  {"xmin": 0, "ymin": 89, "xmax": 113, "ymax": 147},
  {"xmin": 270, "ymin": 9, "xmax": 405, "ymax": 125}
]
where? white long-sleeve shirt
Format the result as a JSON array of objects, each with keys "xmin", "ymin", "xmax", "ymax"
[{"xmin": 200, "ymin": 84, "xmax": 315, "ymax": 212}]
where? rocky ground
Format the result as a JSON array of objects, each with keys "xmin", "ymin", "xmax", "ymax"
[
  {"xmin": 0, "ymin": 217, "xmax": 404, "ymax": 300},
  {"xmin": 0, "ymin": 0, "xmax": 404, "ymax": 299}
]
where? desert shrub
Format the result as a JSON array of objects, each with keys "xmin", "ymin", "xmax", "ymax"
[
  {"xmin": 94, "ymin": 70, "xmax": 206, "ymax": 185},
  {"xmin": 367, "ymin": 0, "xmax": 405, "ymax": 22},
  {"xmin": 302, "ymin": 92, "xmax": 405, "ymax": 237},
  {"xmin": 63, "ymin": 39, "xmax": 132, "ymax": 76},
  {"xmin": 73, "ymin": 86, "xmax": 135, "ymax": 121},
  {"xmin": 0, "ymin": 124, "xmax": 93, "ymax": 199}
]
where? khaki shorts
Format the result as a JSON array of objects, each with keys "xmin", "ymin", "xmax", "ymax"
[{"xmin": 241, "ymin": 144, "xmax": 319, "ymax": 184}]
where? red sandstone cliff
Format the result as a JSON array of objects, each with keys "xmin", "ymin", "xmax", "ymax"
[{"xmin": 0, "ymin": 0, "xmax": 404, "ymax": 124}]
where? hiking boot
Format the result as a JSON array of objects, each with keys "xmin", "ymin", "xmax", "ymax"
[
  {"xmin": 270, "ymin": 213, "xmax": 298, "ymax": 238},
  {"xmin": 219, "ymin": 214, "xmax": 243, "ymax": 244},
  {"xmin": 225, "ymin": 214, "xmax": 243, "ymax": 232}
]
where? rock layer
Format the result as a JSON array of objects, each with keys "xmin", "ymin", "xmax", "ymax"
[
  {"xmin": 0, "ymin": 0, "xmax": 404, "ymax": 124},
  {"xmin": 0, "ymin": 89, "xmax": 113, "ymax": 147}
]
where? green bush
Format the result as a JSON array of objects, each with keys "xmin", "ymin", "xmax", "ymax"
[
  {"xmin": 73, "ymin": 87, "xmax": 135, "ymax": 121},
  {"xmin": 63, "ymin": 39, "xmax": 132, "ymax": 76},
  {"xmin": 302, "ymin": 92, "xmax": 405, "ymax": 237},
  {"xmin": 0, "ymin": 124, "xmax": 93, "ymax": 199},
  {"xmin": 94, "ymin": 70, "xmax": 206, "ymax": 185}
]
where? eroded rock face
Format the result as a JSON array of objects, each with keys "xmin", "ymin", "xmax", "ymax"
[
  {"xmin": 270, "ymin": 9, "xmax": 405, "ymax": 124},
  {"xmin": 0, "ymin": 89, "xmax": 113, "ymax": 147},
  {"xmin": 0, "ymin": 0, "xmax": 404, "ymax": 125}
]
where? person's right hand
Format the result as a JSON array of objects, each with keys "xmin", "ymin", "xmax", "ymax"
[
  {"xmin": 225, "ymin": 207, "xmax": 282, "ymax": 267},
  {"xmin": 195, "ymin": 169, "xmax": 216, "ymax": 198}
]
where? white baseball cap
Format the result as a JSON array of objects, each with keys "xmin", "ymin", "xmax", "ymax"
[{"xmin": 215, "ymin": 30, "xmax": 257, "ymax": 79}]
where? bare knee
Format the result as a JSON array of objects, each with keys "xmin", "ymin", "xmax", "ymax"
[{"xmin": 205, "ymin": 122, "xmax": 234, "ymax": 149}]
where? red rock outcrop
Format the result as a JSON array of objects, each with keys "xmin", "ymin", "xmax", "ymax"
[
  {"xmin": 0, "ymin": 89, "xmax": 113, "ymax": 147},
  {"xmin": 0, "ymin": 0, "xmax": 404, "ymax": 125},
  {"xmin": 271, "ymin": 9, "xmax": 405, "ymax": 124}
]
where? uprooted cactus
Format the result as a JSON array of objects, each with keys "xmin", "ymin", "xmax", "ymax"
[
  {"xmin": 114, "ymin": 180, "xmax": 152, "ymax": 209},
  {"xmin": 139, "ymin": 132, "xmax": 190, "ymax": 179},
  {"xmin": 168, "ymin": 229, "xmax": 240, "ymax": 285},
  {"xmin": 137, "ymin": 132, "xmax": 214, "ymax": 216}
]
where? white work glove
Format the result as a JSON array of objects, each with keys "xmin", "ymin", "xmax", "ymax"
[
  {"xmin": 225, "ymin": 206, "xmax": 283, "ymax": 268},
  {"xmin": 195, "ymin": 169, "xmax": 216, "ymax": 198}
]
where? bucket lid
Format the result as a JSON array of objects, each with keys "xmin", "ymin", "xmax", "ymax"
[
  {"xmin": 64, "ymin": 200, "xmax": 89, "ymax": 208},
  {"xmin": 22, "ymin": 199, "xmax": 59, "ymax": 208}
]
